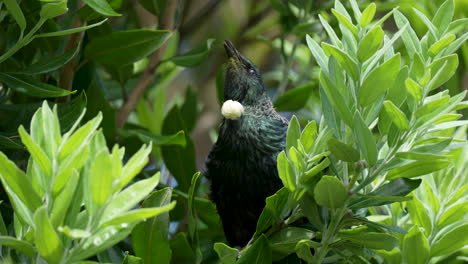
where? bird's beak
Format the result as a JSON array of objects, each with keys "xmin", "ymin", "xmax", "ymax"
[{"xmin": 223, "ymin": 40, "xmax": 242, "ymax": 62}]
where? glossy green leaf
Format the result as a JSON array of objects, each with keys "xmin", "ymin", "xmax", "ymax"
[
  {"xmin": 286, "ymin": 116, "xmax": 300, "ymax": 151},
  {"xmin": 429, "ymin": 34, "xmax": 455, "ymax": 57},
  {"xmin": 0, "ymin": 152, "xmax": 42, "ymax": 211},
  {"xmin": 83, "ymin": 0, "xmax": 121, "ymax": 16},
  {"xmin": 237, "ymin": 235, "xmax": 271, "ymax": 264},
  {"xmin": 0, "ymin": 73, "xmax": 75, "ymax": 98},
  {"xmin": 428, "ymin": 54, "xmax": 458, "ymax": 90},
  {"xmin": 407, "ymin": 197, "xmax": 432, "ymax": 235},
  {"xmin": 300, "ymin": 121, "xmax": 317, "ymax": 153},
  {"xmin": 34, "ymin": 206, "xmax": 64, "ymax": 264},
  {"xmin": 432, "ymin": 0, "xmax": 454, "ymax": 35},
  {"xmin": 277, "ymin": 151, "xmax": 296, "ymax": 192},
  {"xmin": 386, "ymin": 160, "xmax": 450, "ymax": 180},
  {"xmin": 274, "ymin": 82, "xmax": 314, "ymax": 112},
  {"xmin": 402, "ymin": 226, "xmax": 429, "ymax": 264},
  {"xmin": 331, "ymin": 9, "xmax": 358, "ymax": 36},
  {"xmin": 40, "ymin": 1, "xmax": 68, "ymax": 19},
  {"xmin": 101, "ymin": 173, "xmax": 160, "ymax": 225},
  {"xmin": 322, "ymin": 43, "xmax": 359, "ymax": 80},
  {"xmin": 358, "ymin": 26, "xmax": 383, "ymax": 62},
  {"xmin": 327, "ymin": 138, "xmax": 359, "ymax": 162},
  {"xmin": 339, "ymin": 232, "xmax": 398, "ymax": 251},
  {"xmin": 353, "ymin": 111, "xmax": 378, "ymax": 166},
  {"xmin": 314, "ymin": 176, "xmax": 347, "ymax": 209},
  {"xmin": 0, "ymin": 236, "xmax": 35, "ymax": 257},
  {"xmin": 119, "ymin": 143, "xmax": 152, "ymax": 189},
  {"xmin": 359, "ymin": 54, "xmax": 401, "ymax": 106},
  {"xmin": 360, "ymin": 3, "xmax": 376, "ymax": 27},
  {"xmin": 85, "ymin": 29, "xmax": 171, "ymax": 65},
  {"xmin": 383, "ymin": 100, "xmax": 409, "ymax": 130},
  {"xmin": 90, "ymin": 150, "xmax": 113, "ymax": 206},
  {"xmin": 394, "ymin": 11, "xmax": 421, "ymax": 58},
  {"xmin": 101, "ymin": 203, "xmax": 176, "ymax": 227},
  {"xmin": 405, "ymin": 78, "xmax": 422, "ymax": 101},
  {"xmin": 35, "ymin": 19, "xmax": 107, "ymax": 38},
  {"xmin": 4, "ymin": 0, "xmax": 26, "ymax": 32},
  {"xmin": 170, "ymin": 39, "xmax": 214, "ymax": 67},
  {"xmin": 132, "ymin": 188, "xmax": 173, "ymax": 264},
  {"xmin": 20, "ymin": 47, "xmax": 79, "ymax": 74},
  {"xmin": 119, "ymin": 129, "xmax": 186, "ymax": 147},
  {"xmin": 431, "ymin": 223, "xmax": 468, "ymax": 257},
  {"xmin": 214, "ymin": 243, "xmax": 238, "ymax": 264}
]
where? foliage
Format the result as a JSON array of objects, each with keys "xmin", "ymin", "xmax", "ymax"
[{"xmin": 0, "ymin": 0, "xmax": 466, "ymax": 263}]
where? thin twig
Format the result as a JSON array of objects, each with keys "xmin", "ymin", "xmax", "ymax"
[
  {"xmin": 57, "ymin": 0, "xmax": 86, "ymax": 103},
  {"xmin": 116, "ymin": 0, "xmax": 178, "ymax": 129}
]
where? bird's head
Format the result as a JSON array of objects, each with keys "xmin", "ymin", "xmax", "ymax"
[{"xmin": 223, "ymin": 40, "xmax": 266, "ymax": 105}]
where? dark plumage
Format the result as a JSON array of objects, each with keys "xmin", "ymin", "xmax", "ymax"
[{"xmin": 205, "ymin": 40, "xmax": 288, "ymax": 246}]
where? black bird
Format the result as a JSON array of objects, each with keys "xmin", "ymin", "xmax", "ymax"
[{"xmin": 205, "ymin": 40, "xmax": 288, "ymax": 247}]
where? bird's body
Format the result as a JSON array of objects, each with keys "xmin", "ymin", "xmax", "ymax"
[{"xmin": 205, "ymin": 41, "xmax": 287, "ymax": 246}]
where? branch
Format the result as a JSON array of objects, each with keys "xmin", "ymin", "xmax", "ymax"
[{"xmin": 116, "ymin": 0, "xmax": 177, "ymax": 129}]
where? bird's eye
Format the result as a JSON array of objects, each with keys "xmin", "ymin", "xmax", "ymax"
[{"xmin": 248, "ymin": 68, "xmax": 255, "ymax": 74}]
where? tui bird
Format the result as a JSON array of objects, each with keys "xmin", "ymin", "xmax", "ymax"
[{"xmin": 205, "ymin": 40, "xmax": 288, "ymax": 247}]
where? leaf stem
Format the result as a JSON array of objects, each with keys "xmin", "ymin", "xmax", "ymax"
[{"xmin": 313, "ymin": 207, "xmax": 347, "ymax": 263}]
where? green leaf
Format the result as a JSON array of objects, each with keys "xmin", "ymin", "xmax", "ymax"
[
  {"xmin": 85, "ymin": 29, "xmax": 171, "ymax": 65},
  {"xmin": 122, "ymin": 255, "xmax": 143, "ymax": 264},
  {"xmin": 295, "ymin": 240, "xmax": 316, "ymax": 263},
  {"xmin": 40, "ymin": 1, "xmax": 68, "ymax": 19},
  {"xmin": 58, "ymin": 226, "xmax": 91, "ymax": 239},
  {"xmin": 170, "ymin": 39, "xmax": 215, "ymax": 67},
  {"xmin": 101, "ymin": 203, "xmax": 176, "ymax": 227},
  {"xmin": 338, "ymin": 232, "xmax": 398, "ymax": 251},
  {"xmin": 18, "ymin": 126, "xmax": 52, "ymax": 176},
  {"xmin": 0, "ymin": 152, "xmax": 42, "ymax": 212},
  {"xmin": 395, "ymin": 151, "xmax": 446, "ymax": 161},
  {"xmin": 187, "ymin": 173, "xmax": 202, "ymax": 263},
  {"xmin": 270, "ymin": 227, "xmax": 315, "ymax": 255},
  {"xmin": 51, "ymin": 170, "xmax": 79, "ymax": 227},
  {"xmin": 431, "ymin": 223, "xmax": 468, "ymax": 257},
  {"xmin": 306, "ymin": 35, "xmax": 328, "ymax": 73},
  {"xmin": 386, "ymin": 160, "xmax": 450, "ymax": 180},
  {"xmin": 405, "ymin": 78, "xmax": 422, "ymax": 101},
  {"xmin": 139, "ymin": 0, "xmax": 166, "ymax": 15},
  {"xmin": 431, "ymin": 0, "xmax": 454, "ymax": 35},
  {"xmin": 35, "ymin": 19, "xmax": 107, "ymax": 38},
  {"xmin": 318, "ymin": 15, "xmax": 342, "ymax": 48},
  {"xmin": 90, "ymin": 149, "xmax": 113, "ymax": 206},
  {"xmin": 286, "ymin": 116, "xmax": 300, "ymax": 151},
  {"xmin": 349, "ymin": 178, "xmax": 421, "ymax": 209},
  {"xmin": 101, "ymin": 173, "xmax": 160, "ymax": 225},
  {"xmin": 4, "ymin": 0, "xmax": 26, "ymax": 33},
  {"xmin": 402, "ymin": 225, "xmax": 429, "ymax": 264},
  {"xmin": 301, "ymin": 157, "xmax": 330, "ymax": 184},
  {"xmin": 34, "ymin": 206, "xmax": 64, "ymax": 264},
  {"xmin": 415, "ymin": 95, "xmax": 450, "ymax": 118},
  {"xmin": 428, "ymin": 54, "xmax": 458, "ymax": 90},
  {"xmin": 360, "ymin": 3, "xmax": 376, "ymax": 27},
  {"xmin": 331, "ymin": 9, "xmax": 358, "ymax": 37},
  {"xmin": 353, "ymin": 111, "xmax": 378, "ymax": 166},
  {"xmin": 393, "ymin": 11, "xmax": 421, "ymax": 58},
  {"xmin": 20, "ymin": 47, "xmax": 79, "ymax": 74},
  {"xmin": 0, "ymin": 236, "xmax": 35, "ymax": 257},
  {"xmin": 442, "ymin": 31, "xmax": 468, "ymax": 56},
  {"xmin": 359, "ymin": 54, "xmax": 401, "ymax": 106},
  {"xmin": 119, "ymin": 129, "xmax": 186, "ymax": 147},
  {"xmin": 119, "ymin": 143, "xmax": 152, "ymax": 189},
  {"xmin": 0, "ymin": 73, "xmax": 75, "ymax": 98},
  {"xmin": 437, "ymin": 201, "xmax": 468, "ymax": 226},
  {"xmin": 300, "ymin": 121, "xmax": 317, "ymax": 153},
  {"xmin": 214, "ymin": 243, "xmax": 238, "ymax": 264},
  {"xmin": 83, "ymin": 0, "xmax": 121, "ymax": 16},
  {"xmin": 327, "ymin": 138, "xmax": 359, "ymax": 162},
  {"xmin": 429, "ymin": 34, "xmax": 455, "ymax": 57},
  {"xmin": 274, "ymin": 82, "xmax": 314, "ymax": 112},
  {"xmin": 314, "ymin": 176, "xmax": 347, "ymax": 209},
  {"xmin": 255, "ymin": 188, "xmax": 289, "ymax": 236},
  {"xmin": 407, "ymin": 197, "xmax": 432, "ymax": 236},
  {"xmin": 386, "ymin": 66, "xmax": 409, "ymax": 106},
  {"xmin": 319, "ymin": 71, "xmax": 353, "ymax": 126},
  {"xmin": 237, "ymin": 235, "xmax": 271, "ymax": 264},
  {"xmin": 132, "ymin": 188, "xmax": 173, "ymax": 264},
  {"xmin": 322, "ymin": 43, "xmax": 359, "ymax": 81},
  {"xmin": 277, "ymin": 151, "xmax": 296, "ymax": 192},
  {"xmin": 358, "ymin": 26, "xmax": 383, "ymax": 62},
  {"xmin": 412, "ymin": 8, "xmax": 438, "ymax": 39},
  {"xmin": 161, "ymin": 106, "xmax": 196, "ymax": 191},
  {"xmin": 383, "ymin": 101, "xmax": 409, "ymax": 130}
]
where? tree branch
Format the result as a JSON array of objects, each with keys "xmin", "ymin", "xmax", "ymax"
[{"xmin": 116, "ymin": 0, "xmax": 177, "ymax": 129}]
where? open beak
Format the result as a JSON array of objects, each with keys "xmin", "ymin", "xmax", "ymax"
[{"xmin": 223, "ymin": 40, "xmax": 242, "ymax": 61}]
